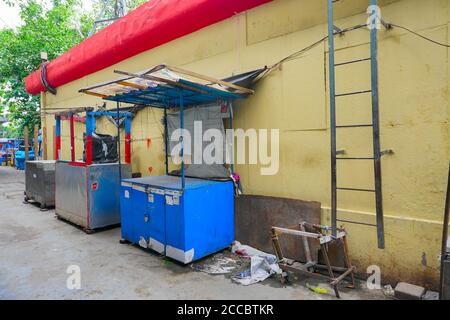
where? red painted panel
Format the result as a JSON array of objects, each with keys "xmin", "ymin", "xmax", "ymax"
[
  {"xmin": 24, "ymin": 0, "xmax": 272, "ymax": 95},
  {"xmin": 85, "ymin": 136, "xmax": 93, "ymax": 165},
  {"xmin": 125, "ymin": 133, "xmax": 131, "ymax": 164}
]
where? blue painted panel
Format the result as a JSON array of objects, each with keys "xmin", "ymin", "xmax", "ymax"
[
  {"xmin": 88, "ymin": 164, "xmax": 131, "ymax": 229},
  {"xmin": 184, "ymin": 181, "xmax": 234, "ymax": 261},
  {"xmin": 122, "ymin": 175, "xmax": 217, "ymax": 190},
  {"xmin": 146, "ymin": 188, "xmax": 166, "ymax": 253},
  {"xmin": 165, "ymin": 191, "xmax": 185, "ymax": 256},
  {"xmin": 130, "ymin": 185, "xmax": 150, "ymax": 244},
  {"xmin": 120, "ymin": 182, "xmax": 133, "ymax": 241},
  {"xmin": 119, "ymin": 175, "xmax": 234, "ymax": 263}
]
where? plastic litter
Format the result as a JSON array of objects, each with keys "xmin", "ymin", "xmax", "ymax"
[
  {"xmin": 306, "ymin": 283, "xmax": 329, "ymax": 294},
  {"xmin": 382, "ymin": 284, "xmax": 395, "ymax": 298},
  {"xmin": 192, "ymin": 255, "xmax": 238, "ymax": 275},
  {"xmin": 231, "ymin": 241, "xmax": 281, "ymax": 286}
]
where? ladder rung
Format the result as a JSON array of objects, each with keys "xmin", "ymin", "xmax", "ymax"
[
  {"xmin": 336, "ymin": 157, "xmax": 375, "ymax": 160},
  {"xmin": 336, "ymin": 124, "xmax": 373, "ymax": 128},
  {"xmin": 335, "ymin": 58, "xmax": 371, "ymax": 67},
  {"xmin": 337, "ymin": 187, "xmax": 376, "ymax": 193},
  {"xmin": 337, "ymin": 219, "xmax": 377, "ymax": 227},
  {"xmin": 335, "ymin": 90, "xmax": 372, "ymax": 97}
]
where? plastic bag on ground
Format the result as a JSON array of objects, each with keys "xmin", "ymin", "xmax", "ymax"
[{"xmin": 231, "ymin": 241, "xmax": 281, "ymax": 286}]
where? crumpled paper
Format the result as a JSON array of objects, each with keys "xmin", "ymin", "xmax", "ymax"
[{"xmin": 231, "ymin": 241, "xmax": 281, "ymax": 286}]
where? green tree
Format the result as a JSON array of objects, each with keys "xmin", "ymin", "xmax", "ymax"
[
  {"xmin": 0, "ymin": 0, "xmax": 147, "ymax": 137},
  {"xmin": 0, "ymin": 0, "xmax": 92, "ymax": 136}
]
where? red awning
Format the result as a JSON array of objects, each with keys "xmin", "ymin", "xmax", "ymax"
[{"xmin": 24, "ymin": 0, "xmax": 272, "ymax": 96}]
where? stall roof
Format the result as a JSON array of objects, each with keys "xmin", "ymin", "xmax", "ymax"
[
  {"xmin": 24, "ymin": 0, "xmax": 272, "ymax": 96},
  {"xmin": 79, "ymin": 65, "xmax": 254, "ymax": 108}
]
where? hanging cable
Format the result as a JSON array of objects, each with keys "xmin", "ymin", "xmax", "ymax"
[
  {"xmin": 255, "ymin": 23, "xmax": 369, "ymax": 82},
  {"xmin": 386, "ymin": 22, "xmax": 450, "ymax": 48}
]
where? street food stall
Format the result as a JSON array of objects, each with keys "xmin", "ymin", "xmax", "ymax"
[
  {"xmin": 54, "ymin": 108, "xmax": 132, "ymax": 233},
  {"xmin": 79, "ymin": 64, "xmax": 254, "ymax": 262}
]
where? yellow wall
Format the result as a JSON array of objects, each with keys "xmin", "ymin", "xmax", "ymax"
[{"xmin": 41, "ymin": 0, "xmax": 450, "ymax": 288}]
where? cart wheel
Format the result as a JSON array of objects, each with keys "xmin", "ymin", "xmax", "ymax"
[
  {"xmin": 83, "ymin": 228, "xmax": 95, "ymax": 235},
  {"xmin": 40, "ymin": 203, "xmax": 48, "ymax": 211},
  {"xmin": 119, "ymin": 239, "xmax": 130, "ymax": 244},
  {"xmin": 23, "ymin": 196, "xmax": 29, "ymax": 204}
]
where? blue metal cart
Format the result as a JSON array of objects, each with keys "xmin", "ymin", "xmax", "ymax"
[
  {"xmin": 54, "ymin": 109, "xmax": 133, "ymax": 232},
  {"xmin": 80, "ymin": 64, "xmax": 254, "ymax": 262},
  {"xmin": 120, "ymin": 176, "xmax": 234, "ymax": 263}
]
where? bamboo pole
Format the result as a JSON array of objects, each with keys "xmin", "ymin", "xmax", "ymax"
[
  {"xmin": 24, "ymin": 127, "xmax": 29, "ymax": 161},
  {"xmin": 42, "ymin": 127, "xmax": 47, "ymax": 160},
  {"xmin": 34, "ymin": 125, "xmax": 39, "ymax": 160},
  {"xmin": 52, "ymin": 125, "xmax": 56, "ymax": 160}
]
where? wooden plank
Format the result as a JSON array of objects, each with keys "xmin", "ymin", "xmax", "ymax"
[
  {"xmin": 42, "ymin": 126, "xmax": 47, "ymax": 160},
  {"xmin": 166, "ymin": 65, "xmax": 254, "ymax": 94},
  {"xmin": 117, "ymin": 81, "xmax": 146, "ymax": 90},
  {"xmin": 273, "ymin": 226, "xmax": 321, "ymax": 239},
  {"xmin": 52, "ymin": 125, "xmax": 56, "ymax": 160},
  {"xmin": 330, "ymin": 266, "xmax": 356, "ymax": 286},
  {"xmin": 24, "ymin": 127, "xmax": 29, "ymax": 161},
  {"xmin": 79, "ymin": 90, "xmax": 109, "ymax": 99},
  {"xmin": 53, "ymin": 107, "xmax": 94, "ymax": 118},
  {"xmin": 34, "ymin": 125, "xmax": 39, "ymax": 160},
  {"xmin": 114, "ymin": 70, "xmax": 207, "ymax": 94}
]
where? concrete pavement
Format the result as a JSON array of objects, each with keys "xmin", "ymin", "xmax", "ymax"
[{"xmin": 0, "ymin": 165, "xmax": 385, "ymax": 300}]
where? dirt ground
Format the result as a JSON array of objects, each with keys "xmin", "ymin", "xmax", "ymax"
[{"xmin": 0, "ymin": 165, "xmax": 386, "ymax": 300}]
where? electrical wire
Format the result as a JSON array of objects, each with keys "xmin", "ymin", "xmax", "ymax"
[
  {"xmin": 387, "ymin": 22, "xmax": 450, "ymax": 48},
  {"xmin": 21, "ymin": 21, "xmax": 450, "ymax": 120},
  {"xmin": 255, "ymin": 23, "xmax": 369, "ymax": 82}
]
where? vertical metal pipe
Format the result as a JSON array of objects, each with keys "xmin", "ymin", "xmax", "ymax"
[
  {"xmin": 24, "ymin": 126, "xmax": 29, "ymax": 161},
  {"xmin": 85, "ymin": 113, "xmax": 93, "ymax": 165},
  {"xmin": 69, "ymin": 113, "xmax": 75, "ymax": 162},
  {"xmin": 327, "ymin": 0, "xmax": 337, "ymax": 237},
  {"xmin": 179, "ymin": 93, "xmax": 185, "ymax": 190},
  {"xmin": 124, "ymin": 115, "xmax": 131, "ymax": 164},
  {"xmin": 116, "ymin": 102, "xmax": 122, "ymax": 182},
  {"xmin": 42, "ymin": 126, "xmax": 47, "ymax": 160},
  {"xmin": 34, "ymin": 125, "xmax": 39, "ymax": 160},
  {"xmin": 164, "ymin": 106, "xmax": 169, "ymax": 176},
  {"xmin": 370, "ymin": 0, "xmax": 385, "ymax": 249},
  {"xmin": 55, "ymin": 118, "xmax": 61, "ymax": 160},
  {"xmin": 228, "ymin": 101, "xmax": 234, "ymax": 173},
  {"xmin": 440, "ymin": 164, "xmax": 450, "ymax": 299}
]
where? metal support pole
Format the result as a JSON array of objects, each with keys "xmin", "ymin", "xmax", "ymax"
[
  {"xmin": 124, "ymin": 115, "xmax": 131, "ymax": 164},
  {"xmin": 69, "ymin": 113, "xmax": 75, "ymax": 162},
  {"xmin": 24, "ymin": 127, "xmax": 29, "ymax": 161},
  {"xmin": 370, "ymin": 0, "xmax": 385, "ymax": 249},
  {"xmin": 55, "ymin": 119, "xmax": 60, "ymax": 160},
  {"xmin": 116, "ymin": 101, "xmax": 122, "ymax": 181},
  {"xmin": 327, "ymin": 0, "xmax": 337, "ymax": 237},
  {"xmin": 440, "ymin": 164, "xmax": 450, "ymax": 300},
  {"xmin": 228, "ymin": 101, "xmax": 234, "ymax": 173},
  {"xmin": 85, "ymin": 113, "xmax": 93, "ymax": 165},
  {"xmin": 179, "ymin": 93, "xmax": 185, "ymax": 190},
  {"xmin": 164, "ymin": 107, "xmax": 169, "ymax": 176},
  {"xmin": 34, "ymin": 125, "xmax": 39, "ymax": 159}
]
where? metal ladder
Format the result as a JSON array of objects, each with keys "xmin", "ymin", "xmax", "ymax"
[{"xmin": 327, "ymin": 0, "xmax": 388, "ymax": 249}]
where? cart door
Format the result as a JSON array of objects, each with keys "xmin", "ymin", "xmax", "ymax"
[
  {"xmin": 131, "ymin": 184, "xmax": 151, "ymax": 246},
  {"xmin": 165, "ymin": 190, "xmax": 191, "ymax": 263},
  {"xmin": 146, "ymin": 188, "xmax": 166, "ymax": 254},
  {"xmin": 120, "ymin": 181, "xmax": 133, "ymax": 241}
]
